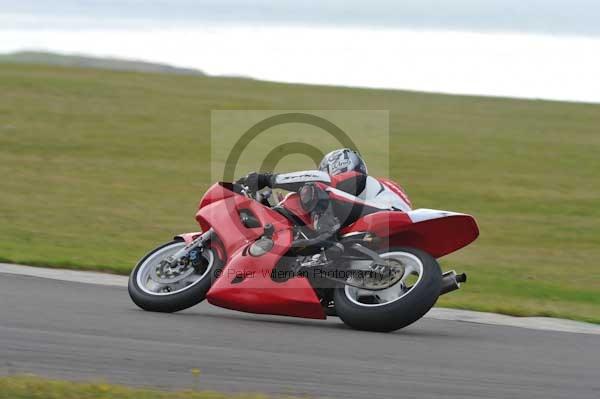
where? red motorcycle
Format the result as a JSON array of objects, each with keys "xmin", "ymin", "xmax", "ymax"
[{"xmin": 129, "ymin": 180, "xmax": 478, "ymax": 332}]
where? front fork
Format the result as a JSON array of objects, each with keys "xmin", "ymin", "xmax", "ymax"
[{"xmin": 165, "ymin": 228, "xmax": 215, "ymax": 266}]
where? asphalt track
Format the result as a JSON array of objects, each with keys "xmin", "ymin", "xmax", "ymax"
[{"xmin": 1, "ymin": 272, "xmax": 599, "ymax": 399}]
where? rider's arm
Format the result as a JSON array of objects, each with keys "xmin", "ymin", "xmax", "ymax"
[
  {"xmin": 237, "ymin": 170, "xmax": 331, "ymax": 192},
  {"xmin": 270, "ymin": 170, "xmax": 331, "ymax": 192}
]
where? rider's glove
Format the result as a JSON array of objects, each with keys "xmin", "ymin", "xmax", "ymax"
[{"xmin": 236, "ymin": 172, "xmax": 274, "ymax": 192}]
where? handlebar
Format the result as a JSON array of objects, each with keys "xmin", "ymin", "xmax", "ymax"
[{"xmin": 235, "ymin": 182, "xmax": 272, "ymax": 205}]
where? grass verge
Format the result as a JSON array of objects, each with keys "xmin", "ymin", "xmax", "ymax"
[{"xmin": 0, "ymin": 375, "xmax": 276, "ymax": 399}]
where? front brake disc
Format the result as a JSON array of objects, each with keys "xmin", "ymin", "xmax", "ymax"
[{"xmin": 149, "ymin": 261, "xmax": 196, "ymax": 284}]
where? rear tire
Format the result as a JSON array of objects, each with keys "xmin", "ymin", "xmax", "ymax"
[
  {"xmin": 128, "ymin": 240, "xmax": 222, "ymax": 313},
  {"xmin": 334, "ymin": 247, "xmax": 441, "ymax": 332}
]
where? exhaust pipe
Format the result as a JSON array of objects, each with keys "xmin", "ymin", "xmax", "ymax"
[{"xmin": 440, "ymin": 270, "xmax": 467, "ymax": 296}]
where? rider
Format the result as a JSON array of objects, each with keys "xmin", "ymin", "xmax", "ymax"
[{"xmin": 236, "ymin": 148, "xmax": 411, "ymax": 240}]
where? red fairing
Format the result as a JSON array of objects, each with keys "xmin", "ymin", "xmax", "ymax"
[
  {"xmin": 198, "ymin": 182, "xmax": 238, "ymax": 209},
  {"xmin": 277, "ymin": 193, "xmax": 313, "ymax": 226},
  {"xmin": 196, "ymin": 192, "xmax": 290, "ymax": 258},
  {"xmin": 206, "ymin": 228, "xmax": 325, "ymax": 319},
  {"xmin": 341, "ymin": 211, "xmax": 479, "ymax": 258},
  {"xmin": 197, "ymin": 182, "xmax": 325, "ymax": 319}
]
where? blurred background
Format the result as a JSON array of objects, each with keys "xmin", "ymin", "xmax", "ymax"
[
  {"xmin": 0, "ymin": 0, "xmax": 599, "ymax": 323},
  {"xmin": 2, "ymin": 0, "xmax": 600, "ymax": 101}
]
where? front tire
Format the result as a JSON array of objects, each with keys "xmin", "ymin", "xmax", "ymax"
[
  {"xmin": 128, "ymin": 240, "xmax": 221, "ymax": 313},
  {"xmin": 334, "ymin": 247, "xmax": 441, "ymax": 332}
]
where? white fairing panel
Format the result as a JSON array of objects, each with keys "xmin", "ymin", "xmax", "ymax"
[
  {"xmin": 274, "ymin": 170, "xmax": 331, "ymax": 185},
  {"xmin": 407, "ymin": 208, "xmax": 464, "ymax": 223},
  {"xmin": 358, "ymin": 176, "xmax": 411, "ymax": 212},
  {"xmin": 326, "ymin": 186, "xmax": 390, "ymax": 210}
]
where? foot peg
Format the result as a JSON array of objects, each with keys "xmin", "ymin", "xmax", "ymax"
[{"xmin": 440, "ymin": 270, "xmax": 467, "ymax": 296}]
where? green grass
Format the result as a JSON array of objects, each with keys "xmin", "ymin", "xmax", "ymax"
[
  {"xmin": 0, "ymin": 63, "xmax": 599, "ymax": 323},
  {"xmin": 0, "ymin": 375, "xmax": 274, "ymax": 399}
]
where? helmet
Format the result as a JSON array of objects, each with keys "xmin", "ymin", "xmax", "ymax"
[{"xmin": 318, "ymin": 148, "xmax": 367, "ymax": 176}]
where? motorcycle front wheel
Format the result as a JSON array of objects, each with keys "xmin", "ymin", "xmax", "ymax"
[
  {"xmin": 128, "ymin": 239, "xmax": 221, "ymax": 313},
  {"xmin": 334, "ymin": 246, "xmax": 442, "ymax": 332}
]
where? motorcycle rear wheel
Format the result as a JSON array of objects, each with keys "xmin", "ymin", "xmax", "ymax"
[
  {"xmin": 128, "ymin": 239, "xmax": 221, "ymax": 313},
  {"xmin": 334, "ymin": 246, "xmax": 441, "ymax": 332}
]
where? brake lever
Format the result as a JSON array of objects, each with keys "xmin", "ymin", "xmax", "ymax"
[{"xmin": 239, "ymin": 184, "xmax": 253, "ymax": 198}]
